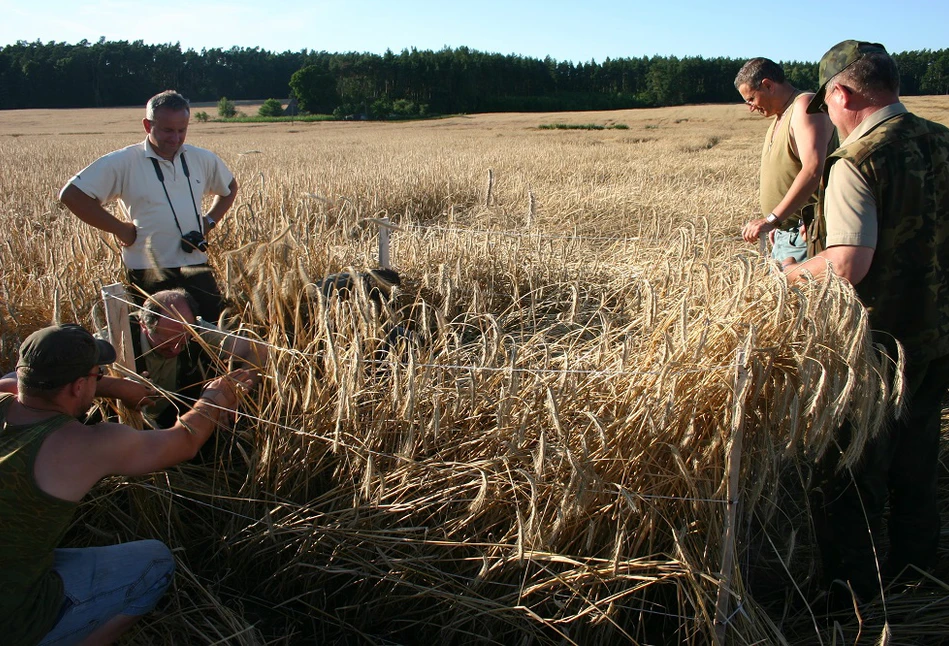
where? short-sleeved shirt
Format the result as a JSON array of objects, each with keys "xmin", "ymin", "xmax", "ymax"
[
  {"xmin": 822, "ymin": 103, "xmax": 907, "ymax": 249},
  {"xmin": 62, "ymin": 140, "xmax": 234, "ymax": 270}
]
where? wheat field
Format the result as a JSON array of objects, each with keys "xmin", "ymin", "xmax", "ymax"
[{"xmin": 2, "ymin": 97, "xmax": 949, "ymax": 645}]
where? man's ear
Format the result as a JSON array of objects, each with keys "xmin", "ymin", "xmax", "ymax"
[
  {"xmin": 760, "ymin": 78, "xmax": 773, "ymax": 93},
  {"xmin": 836, "ymin": 83, "xmax": 855, "ymax": 108},
  {"xmin": 142, "ymin": 117, "xmax": 153, "ymax": 135},
  {"xmin": 68, "ymin": 376, "xmax": 86, "ymax": 398}
]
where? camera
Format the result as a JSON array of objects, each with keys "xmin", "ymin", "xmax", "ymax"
[{"xmin": 181, "ymin": 230, "xmax": 208, "ymax": 253}]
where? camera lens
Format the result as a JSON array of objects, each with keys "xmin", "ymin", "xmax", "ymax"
[{"xmin": 181, "ymin": 231, "xmax": 207, "ymax": 253}]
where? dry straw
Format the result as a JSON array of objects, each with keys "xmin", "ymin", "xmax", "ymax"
[{"xmin": 2, "ymin": 100, "xmax": 946, "ymax": 644}]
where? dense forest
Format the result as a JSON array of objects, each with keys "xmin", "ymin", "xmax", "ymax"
[{"xmin": 1, "ymin": 38, "xmax": 947, "ymax": 115}]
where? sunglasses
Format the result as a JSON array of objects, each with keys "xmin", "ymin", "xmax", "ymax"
[{"xmin": 818, "ymin": 84, "xmax": 840, "ymax": 113}]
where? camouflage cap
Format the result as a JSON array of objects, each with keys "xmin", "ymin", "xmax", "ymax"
[{"xmin": 807, "ymin": 40, "xmax": 889, "ymax": 114}]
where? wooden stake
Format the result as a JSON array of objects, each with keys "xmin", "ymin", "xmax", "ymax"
[
  {"xmin": 101, "ymin": 283, "xmax": 141, "ymax": 427},
  {"xmin": 714, "ymin": 344, "xmax": 751, "ymax": 645},
  {"xmin": 378, "ymin": 217, "xmax": 391, "ymax": 269}
]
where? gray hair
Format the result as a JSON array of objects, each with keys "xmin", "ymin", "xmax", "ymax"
[
  {"xmin": 835, "ymin": 51, "xmax": 900, "ymax": 97},
  {"xmin": 734, "ymin": 58, "xmax": 786, "ymax": 91},
  {"xmin": 141, "ymin": 289, "xmax": 199, "ymax": 329},
  {"xmin": 145, "ymin": 90, "xmax": 190, "ymax": 120}
]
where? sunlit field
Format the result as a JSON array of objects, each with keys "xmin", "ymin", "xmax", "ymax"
[{"xmin": 2, "ymin": 97, "xmax": 948, "ymax": 645}]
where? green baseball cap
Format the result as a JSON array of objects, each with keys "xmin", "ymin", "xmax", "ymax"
[
  {"xmin": 16, "ymin": 324, "xmax": 116, "ymax": 389},
  {"xmin": 807, "ymin": 40, "xmax": 889, "ymax": 114}
]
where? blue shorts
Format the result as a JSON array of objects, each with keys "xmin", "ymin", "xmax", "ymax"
[
  {"xmin": 39, "ymin": 540, "xmax": 175, "ymax": 645},
  {"xmin": 771, "ymin": 226, "xmax": 808, "ymax": 264}
]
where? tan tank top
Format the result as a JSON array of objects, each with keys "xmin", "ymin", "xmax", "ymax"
[{"xmin": 758, "ymin": 93, "xmax": 818, "ymax": 229}]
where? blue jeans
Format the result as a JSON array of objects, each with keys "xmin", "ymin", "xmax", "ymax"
[
  {"xmin": 771, "ymin": 226, "xmax": 808, "ymax": 264},
  {"xmin": 39, "ymin": 540, "xmax": 175, "ymax": 645}
]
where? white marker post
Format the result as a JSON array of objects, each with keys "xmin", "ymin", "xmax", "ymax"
[
  {"xmin": 378, "ymin": 217, "xmax": 391, "ymax": 269},
  {"xmin": 101, "ymin": 283, "xmax": 142, "ymax": 426}
]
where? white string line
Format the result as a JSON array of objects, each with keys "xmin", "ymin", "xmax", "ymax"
[
  {"xmin": 101, "ymin": 292, "xmax": 737, "ymax": 378},
  {"xmin": 395, "ymin": 222, "xmax": 745, "ymax": 244},
  {"xmin": 163, "ymin": 392, "xmax": 730, "ymax": 507}
]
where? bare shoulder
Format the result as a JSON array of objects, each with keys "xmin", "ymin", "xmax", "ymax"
[
  {"xmin": 35, "ymin": 419, "xmax": 142, "ymax": 501},
  {"xmin": 793, "ymin": 93, "xmax": 831, "ymax": 130},
  {"xmin": 793, "ymin": 92, "xmax": 817, "ymax": 117},
  {"xmin": 44, "ymin": 420, "xmax": 132, "ymax": 454}
]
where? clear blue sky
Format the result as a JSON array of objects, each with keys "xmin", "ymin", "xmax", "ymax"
[{"xmin": 1, "ymin": 0, "xmax": 946, "ymax": 63}]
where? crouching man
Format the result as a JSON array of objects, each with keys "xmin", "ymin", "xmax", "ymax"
[
  {"xmin": 0, "ymin": 324, "xmax": 255, "ymax": 645},
  {"xmin": 122, "ymin": 288, "xmax": 266, "ymax": 428}
]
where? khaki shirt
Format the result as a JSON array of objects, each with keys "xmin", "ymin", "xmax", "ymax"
[{"xmin": 823, "ymin": 103, "xmax": 908, "ymax": 249}]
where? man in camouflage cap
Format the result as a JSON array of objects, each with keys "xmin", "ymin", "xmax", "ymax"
[{"xmin": 787, "ymin": 40, "xmax": 949, "ymax": 604}]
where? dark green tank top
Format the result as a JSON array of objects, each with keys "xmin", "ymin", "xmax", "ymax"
[{"xmin": 0, "ymin": 393, "xmax": 78, "ymax": 645}]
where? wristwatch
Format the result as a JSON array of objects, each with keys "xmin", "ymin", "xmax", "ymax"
[{"xmin": 765, "ymin": 213, "xmax": 780, "ymax": 226}]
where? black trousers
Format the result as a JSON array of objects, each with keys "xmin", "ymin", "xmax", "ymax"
[
  {"xmin": 811, "ymin": 352, "xmax": 949, "ymax": 599},
  {"xmin": 127, "ymin": 264, "xmax": 225, "ymax": 323}
]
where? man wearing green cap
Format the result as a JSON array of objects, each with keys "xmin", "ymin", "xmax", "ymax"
[
  {"xmin": 787, "ymin": 40, "xmax": 949, "ymax": 603},
  {"xmin": 0, "ymin": 324, "xmax": 255, "ymax": 645}
]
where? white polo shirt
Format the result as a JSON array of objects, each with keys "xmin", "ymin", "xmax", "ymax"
[{"xmin": 63, "ymin": 139, "xmax": 234, "ymax": 270}]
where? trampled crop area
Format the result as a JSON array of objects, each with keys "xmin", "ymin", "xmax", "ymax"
[{"xmin": 2, "ymin": 98, "xmax": 948, "ymax": 644}]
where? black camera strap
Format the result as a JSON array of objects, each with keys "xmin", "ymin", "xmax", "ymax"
[{"xmin": 149, "ymin": 152, "xmax": 202, "ymax": 236}]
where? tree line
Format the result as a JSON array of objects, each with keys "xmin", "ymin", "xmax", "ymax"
[{"xmin": 1, "ymin": 38, "xmax": 947, "ymax": 115}]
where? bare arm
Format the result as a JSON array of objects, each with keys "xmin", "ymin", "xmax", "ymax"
[
  {"xmin": 784, "ymin": 245, "xmax": 875, "ymax": 284},
  {"xmin": 60, "ymin": 184, "xmax": 137, "ymax": 246},
  {"xmin": 742, "ymin": 95, "xmax": 835, "ymax": 243},
  {"xmin": 222, "ymin": 333, "xmax": 267, "ymax": 386},
  {"xmin": 206, "ymin": 177, "xmax": 239, "ymax": 227},
  {"xmin": 771, "ymin": 95, "xmax": 835, "ymax": 221},
  {"xmin": 34, "ymin": 369, "xmax": 255, "ymax": 502},
  {"xmin": 0, "ymin": 371, "xmax": 17, "ymax": 394},
  {"xmin": 95, "ymin": 376, "xmax": 158, "ymax": 411}
]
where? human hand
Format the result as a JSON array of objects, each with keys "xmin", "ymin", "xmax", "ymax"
[
  {"xmin": 97, "ymin": 376, "xmax": 157, "ymax": 410},
  {"xmin": 201, "ymin": 369, "xmax": 257, "ymax": 409},
  {"xmin": 119, "ymin": 380, "xmax": 157, "ymax": 410},
  {"xmin": 800, "ymin": 222, "xmax": 807, "ymax": 242},
  {"xmin": 116, "ymin": 221, "xmax": 137, "ymax": 247},
  {"xmin": 741, "ymin": 218, "xmax": 774, "ymax": 243}
]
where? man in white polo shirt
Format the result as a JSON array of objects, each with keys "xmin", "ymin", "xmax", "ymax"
[{"xmin": 60, "ymin": 90, "xmax": 239, "ymax": 321}]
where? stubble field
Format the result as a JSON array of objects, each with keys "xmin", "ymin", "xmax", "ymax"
[{"xmin": 2, "ymin": 96, "xmax": 949, "ymax": 645}]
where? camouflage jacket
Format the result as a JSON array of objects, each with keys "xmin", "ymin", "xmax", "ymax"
[{"xmin": 808, "ymin": 111, "xmax": 949, "ymax": 364}]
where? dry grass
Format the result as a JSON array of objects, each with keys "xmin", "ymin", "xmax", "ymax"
[{"xmin": 2, "ymin": 97, "xmax": 948, "ymax": 645}]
